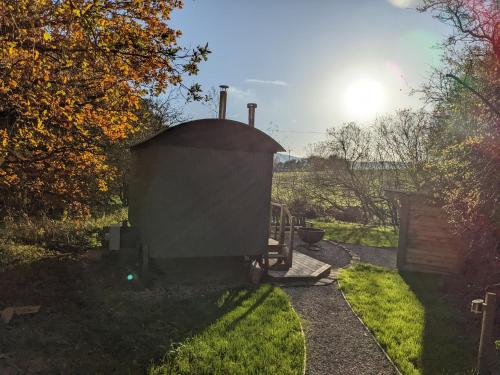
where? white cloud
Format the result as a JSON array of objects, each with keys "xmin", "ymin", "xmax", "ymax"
[
  {"xmin": 228, "ymin": 86, "xmax": 254, "ymax": 101},
  {"xmin": 245, "ymin": 78, "xmax": 288, "ymax": 86},
  {"xmin": 387, "ymin": 0, "xmax": 420, "ymax": 8}
]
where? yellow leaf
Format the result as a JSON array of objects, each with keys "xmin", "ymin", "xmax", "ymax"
[
  {"xmin": 34, "ymin": 50, "xmax": 39, "ymax": 60},
  {"xmin": 43, "ymin": 31, "xmax": 51, "ymax": 41}
]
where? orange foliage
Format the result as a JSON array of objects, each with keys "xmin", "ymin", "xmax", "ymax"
[{"xmin": 0, "ymin": 0, "xmax": 209, "ymax": 216}]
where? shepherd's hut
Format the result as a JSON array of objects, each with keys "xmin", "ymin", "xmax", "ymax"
[{"xmin": 128, "ymin": 86, "xmax": 285, "ymax": 261}]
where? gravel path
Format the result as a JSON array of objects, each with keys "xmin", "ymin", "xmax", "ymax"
[
  {"xmin": 295, "ymin": 241, "xmax": 351, "ymax": 269},
  {"xmin": 286, "ymin": 285, "xmax": 396, "ymax": 375},
  {"xmin": 285, "ymin": 240, "xmax": 397, "ymax": 375},
  {"xmin": 340, "ymin": 243, "xmax": 398, "ymax": 269}
]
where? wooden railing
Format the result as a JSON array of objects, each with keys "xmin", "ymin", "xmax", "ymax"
[{"xmin": 269, "ymin": 202, "xmax": 295, "ymax": 268}]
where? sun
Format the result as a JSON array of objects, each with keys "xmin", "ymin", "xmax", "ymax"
[{"xmin": 343, "ymin": 78, "xmax": 385, "ymax": 120}]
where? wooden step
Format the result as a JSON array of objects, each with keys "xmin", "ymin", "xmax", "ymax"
[
  {"xmin": 267, "ymin": 253, "xmax": 287, "ymax": 259},
  {"xmin": 268, "ymin": 238, "xmax": 283, "ymax": 251}
]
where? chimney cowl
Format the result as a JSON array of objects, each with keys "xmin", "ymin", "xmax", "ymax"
[
  {"xmin": 218, "ymin": 85, "xmax": 229, "ymax": 119},
  {"xmin": 247, "ymin": 103, "xmax": 257, "ymax": 127}
]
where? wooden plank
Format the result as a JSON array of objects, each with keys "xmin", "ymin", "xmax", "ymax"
[
  {"xmin": 407, "ymin": 245, "xmax": 461, "ymax": 256},
  {"xmin": 406, "ymin": 253, "xmax": 459, "ymax": 265},
  {"xmin": 407, "ymin": 256, "xmax": 457, "ymax": 269},
  {"xmin": 311, "ymin": 263, "xmax": 331, "ymax": 277},
  {"xmin": 406, "ymin": 247, "xmax": 460, "ymax": 258},
  {"xmin": 402, "ymin": 262, "xmax": 457, "ymax": 275},
  {"xmin": 410, "ymin": 206, "xmax": 444, "ymax": 216},
  {"xmin": 406, "ymin": 253, "xmax": 459, "ymax": 266},
  {"xmin": 408, "ymin": 225, "xmax": 456, "ymax": 237},
  {"xmin": 406, "ymin": 246, "xmax": 461, "ymax": 257},
  {"xmin": 407, "ymin": 235, "xmax": 461, "ymax": 247},
  {"xmin": 268, "ymin": 251, "xmax": 331, "ymax": 280},
  {"xmin": 406, "ymin": 255, "xmax": 459, "ymax": 268},
  {"xmin": 409, "ymin": 223, "xmax": 455, "ymax": 235}
]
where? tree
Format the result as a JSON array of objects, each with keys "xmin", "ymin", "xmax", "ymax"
[
  {"xmin": 419, "ymin": 0, "xmax": 500, "ymax": 284},
  {"xmin": 0, "ymin": 0, "xmax": 209, "ymax": 217},
  {"xmin": 108, "ymin": 92, "xmax": 190, "ymax": 207},
  {"xmin": 303, "ymin": 111, "xmax": 432, "ymax": 226},
  {"xmin": 373, "ymin": 109, "xmax": 432, "ymax": 190}
]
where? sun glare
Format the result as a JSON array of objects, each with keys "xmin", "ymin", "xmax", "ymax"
[{"xmin": 343, "ymin": 78, "xmax": 385, "ymax": 120}]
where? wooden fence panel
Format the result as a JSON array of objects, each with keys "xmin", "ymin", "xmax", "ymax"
[{"xmin": 395, "ymin": 193, "xmax": 465, "ymax": 275}]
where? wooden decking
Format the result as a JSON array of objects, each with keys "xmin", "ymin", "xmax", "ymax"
[{"xmin": 267, "ymin": 251, "xmax": 331, "ymax": 280}]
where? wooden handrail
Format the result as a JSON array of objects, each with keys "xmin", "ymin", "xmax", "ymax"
[{"xmin": 269, "ymin": 202, "xmax": 294, "ymax": 268}]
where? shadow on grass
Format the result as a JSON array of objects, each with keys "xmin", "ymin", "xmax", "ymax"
[
  {"xmin": 340, "ymin": 264, "xmax": 477, "ymax": 375},
  {"xmin": 400, "ymin": 272, "xmax": 477, "ymax": 375},
  {"xmin": 0, "ymin": 253, "xmax": 267, "ymax": 374}
]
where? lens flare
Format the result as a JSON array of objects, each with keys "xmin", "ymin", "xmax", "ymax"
[{"xmin": 343, "ymin": 78, "xmax": 385, "ymax": 121}]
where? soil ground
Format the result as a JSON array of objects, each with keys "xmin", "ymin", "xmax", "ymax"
[{"xmin": 0, "ymin": 251, "xmax": 252, "ymax": 374}]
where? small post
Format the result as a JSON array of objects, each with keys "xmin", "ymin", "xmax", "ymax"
[{"xmin": 478, "ymin": 292, "xmax": 497, "ymax": 374}]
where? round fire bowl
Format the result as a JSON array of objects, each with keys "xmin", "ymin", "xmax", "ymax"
[{"xmin": 297, "ymin": 227, "xmax": 325, "ymax": 245}]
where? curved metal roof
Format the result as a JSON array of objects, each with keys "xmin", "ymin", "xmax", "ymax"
[{"xmin": 130, "ymin": 118, "xmax": 285, "ymax": 153}]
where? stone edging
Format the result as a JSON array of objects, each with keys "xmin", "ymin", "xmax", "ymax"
[{"xmin": 326, "ymin": 240, "xmax": 404, "ymax": 375}]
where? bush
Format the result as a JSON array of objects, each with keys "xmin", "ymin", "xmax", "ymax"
[
  {"xmin": 1, "ymin": 208, "xmax": 128, "ymax": 250},
  {"xmin": 0, "ymin": 240, "xmax": 57, "ymax": 272}
]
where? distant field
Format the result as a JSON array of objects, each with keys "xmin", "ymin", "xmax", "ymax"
[{"xmin": 272, "ymin": 171, "xmax": 360, "ymax": 213}]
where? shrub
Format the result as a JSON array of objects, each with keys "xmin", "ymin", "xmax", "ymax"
[{"xmin": 1, "ymin": 208, "xmax": 128, "ymax": 250}]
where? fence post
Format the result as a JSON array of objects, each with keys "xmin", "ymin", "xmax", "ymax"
[{"xmin": 478, "ymin": 292, "xmax": 497, "ymax": 374}]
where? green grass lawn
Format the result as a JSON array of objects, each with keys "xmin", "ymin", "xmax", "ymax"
[
  {"xmin": 1, "ymin": 245, "xmax": 305, "ymax": 374},
  {"xmin": 311, "ymin": 219, "xmax": 398, "ymax": 248},
  {"xmin": 148, "ymin": 284, "xmax": 305, "ymax": 375},
  {"xmin": 339, "ymin": 263, "xmax": 476, "ymax": 375}
]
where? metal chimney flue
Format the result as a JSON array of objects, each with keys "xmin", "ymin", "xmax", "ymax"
[
  {"xmin": 247, "ymin": 103, "xmax": 257, "ymax": 127},
  {"xmin": 218, "ymin": 85, "xmax": 229, "ymax": 119}
]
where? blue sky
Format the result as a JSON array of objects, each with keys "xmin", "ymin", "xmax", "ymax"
[{"xmin": 170, "ymin": 0, "xmax": 451, "ymax": 156}]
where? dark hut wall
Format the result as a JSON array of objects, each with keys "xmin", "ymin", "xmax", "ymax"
[
  {"xmin": 398, "ymin": 194, "xmax": 465, "ymax": 275},
  {"xmin": 129, "ymin": 143, "xmax": 273, "ymax": 258}
]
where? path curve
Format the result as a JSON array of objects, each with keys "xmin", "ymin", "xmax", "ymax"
[{"xmin": 284, "ymin": 241, "xmax": 397, "ymax": 375}]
